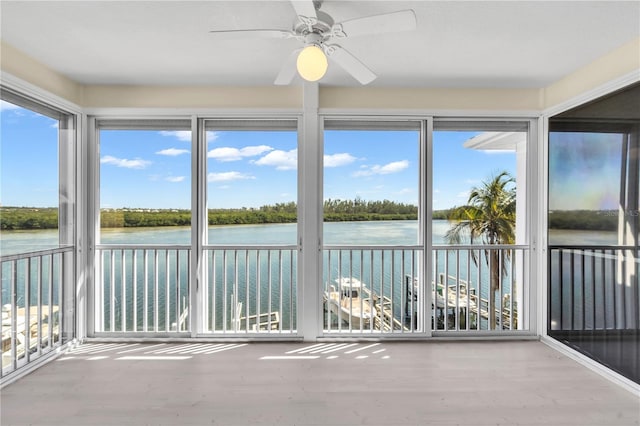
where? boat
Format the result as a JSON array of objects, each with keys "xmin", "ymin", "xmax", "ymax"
[
  {"xmin": 1, "ymin": 304, "xmax": 60, "ymax": 369},
  {"xmin": 324, "ymin": 277, "xmax": 377, "ymax": 328},
  {"xmin": 2, "ymin": 305, "xmax": 26, "ymax": 369}
]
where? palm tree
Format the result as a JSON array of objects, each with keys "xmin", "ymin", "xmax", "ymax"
[{"xmin": 444, "ymin": 171, "xmax": 516, "ymax": 329}]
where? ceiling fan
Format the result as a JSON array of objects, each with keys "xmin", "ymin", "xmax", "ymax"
[{"xmin": 209, "ymin": 0, "xmax": 417, "ymax": 85}]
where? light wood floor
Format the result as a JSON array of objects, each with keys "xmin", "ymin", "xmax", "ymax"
[{"xmin": 1, "ymin": 341, "xmax": 638, "ymax": 425}]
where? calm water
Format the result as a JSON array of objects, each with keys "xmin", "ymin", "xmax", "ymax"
[
  {"xmin": 0, "ymin": 221, "xmax": 618, "ymax": 331},
  {"xmin": 0, "ymin": 220, "xmax": 618, "ymax": 255}
]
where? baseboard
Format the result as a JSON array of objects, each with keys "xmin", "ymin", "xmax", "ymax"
[{"xmin": 541, "ymin": 335, "xmax": 640, "ymax": 396}]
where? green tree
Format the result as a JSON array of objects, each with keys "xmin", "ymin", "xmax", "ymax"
[{"xmin": 444, "ymin": 171, "xmax": 516, "ymax": 329}]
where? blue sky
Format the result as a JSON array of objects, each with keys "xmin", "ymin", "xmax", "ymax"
[
  {"xmin": 1, "ymin": 100, "xmax": 539, "ymax": 211},
  {"xmin": 1, "ymin": 101, "xmax": 59, "ymax": 207},
  {"xmin": 433, "ymin": 131, "xmax": 517, "ymax": 209}
]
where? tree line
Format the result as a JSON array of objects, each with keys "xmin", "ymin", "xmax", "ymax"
[
  {"xmin": 0, "ymin": 200, "xmax": 418, "ymax": 229},
  {"xmin": 0, "ymin": 207, "xmax": 59, "ymax": 230},
  {"xmin": 323, "ymin": 198, "xmax": 417, "ymax": 222},
  {"xmin": 548, "ymin": 210, "xmax": 618, "ymax": 231},
  {"xmin": 0, "ymin": 205, "xmax": 622, "ymax": 231}
]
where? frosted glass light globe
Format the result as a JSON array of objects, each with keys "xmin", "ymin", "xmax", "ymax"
[{"xmin": 296, "ymin": 45, "xmax": 328, "ymax": 82}]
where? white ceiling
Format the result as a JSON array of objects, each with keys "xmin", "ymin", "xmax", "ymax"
[{"xmin": 1, "ymin": 1, "xmax": 639, "ymax": 88}]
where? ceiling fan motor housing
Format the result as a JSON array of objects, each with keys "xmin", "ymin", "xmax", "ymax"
[
  {"xmin": 294, "ymin": 10, "xmax": 334, "ymax": 38},
  {"xmin": 303, "ymin": 32, "xmax": 324, "ymax": 48}
]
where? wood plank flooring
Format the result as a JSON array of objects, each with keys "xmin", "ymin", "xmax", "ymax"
[{"xmin": 1, "ymin": 341, "xmax": 638, "ymax": 425}]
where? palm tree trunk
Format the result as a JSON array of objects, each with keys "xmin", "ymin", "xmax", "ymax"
[{"xmin": 489, "ymin": 249, "xmax": 500, "ymax": 330}]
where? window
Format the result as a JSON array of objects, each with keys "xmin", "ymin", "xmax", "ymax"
[
  {"xmin": 432, "ymin": 121, "xmax": 529, "ymax": 331},
  {"xmin": 321, "ymin": 120, "xmax": 422, "ymax": 334},
  {"xmin": 0, "ymin": 88, "xmax": 76, "ymax": 372},
  {"xmin": 1, "ymin": 91, "xmax": 75, "ymax": 253},
  {"xmin": 95, "ymin": 119, "xmax": 191, "ymax": 333},
  {"xmin": 98, "ymin": 120, "xmax": 192, "ymax": 244},
  {"xmin": 323, "ymin": 120, "xmax": 421, "ymax": 245},
  {"xmin": 205, "ymin": 119, "xmax": 298, "ymax": 245},
  {"xmin": 432, "ymin": 121, "xmax": 527, "ymax": 245},
  {"xmin": 202, "ymin": 119, "xmax": 299, "ymax": 333},
  {"xmin": 547, "ymin": 82, "xmax": 639, "ymax": 383}
]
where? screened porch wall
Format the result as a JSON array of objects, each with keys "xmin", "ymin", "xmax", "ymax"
[{"xmin": 547, "ymin": 82, "xmax": 640, "ymax": 384}]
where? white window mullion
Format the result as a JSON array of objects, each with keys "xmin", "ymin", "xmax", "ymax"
[
  {"xmin": 191, "ymin": 116, "xmax": 204, "ymax": 336},
  {"xmin": 423, "ymin": 117, "xmax": 434, "ymax": 336},
  {"xmin": 299, "ymin": 83, "xmax": 322, "ymax": 340}
]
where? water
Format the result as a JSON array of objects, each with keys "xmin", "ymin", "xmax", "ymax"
[
  {"xmin": 1, "ymin": 222, "xmax": 617, "ymax": 332},
  {"xmin": 0, "ymin": 229, "xmax": 61, "ymax": 255},
  {"xmin": 548, "ymin": 229, "xmax": 618, "ymax": 246},
  {"xmin": 0, "ymin": 221, "xmax": 616, "ymax": 255}
]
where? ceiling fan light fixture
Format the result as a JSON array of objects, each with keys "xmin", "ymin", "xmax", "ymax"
[{"xmin": 296, "ymin": 45, "xmax": 328, "ymax": 82}]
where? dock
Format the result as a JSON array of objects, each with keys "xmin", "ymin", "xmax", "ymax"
[
  {"xmin": 323, "ymin": 274, "xmax": 517, "ymax": 332},
  {"xmin": 363, "ymin": 287, "xmax": 408, "ymax": 331},
  {"xmin": 229, "ymin": 296, "xmax": 281, "ymax": 332},
  {"xmin": 407, "ymin": 274, "xmax": 517, "ymax": 330}
]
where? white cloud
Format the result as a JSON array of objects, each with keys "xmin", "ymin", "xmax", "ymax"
[
  {"xmin": 156, "ymin": 148, "xmax": 190, "ymax": 156},
  {"xmin": 158, "ymin": 130, "xmax": 219, "ymax": 143},
  {"xmin": 159, "ymin": 130, "xmax": 191, "ymax": 142},
  {"xmin": 206, "ymin": 131, "xmax": 219, "ymax": 143},
  {"xmin": 254, "ymin": 149, "xmax": 297, "ymax": 170},
  {"xmin": 377, "ymin": 160, "xmax": 409, "ymax": 174},
  {"xmin": 397, "ymin": 188, "xmax": 413, "ymax": 195},
  {"xmin": 50, "ymin": 122, "xmax": 59, "ymax": 129},
  {"xmin": 207, "ymin": 171, "xmax": 255, "ymax": 182},
  {"xmin": 0, "ymin": 100, "xmax": 20, "ymax": 111},
  {"xmin": 482, "ymin": 150, "xmax": 513, "ymax": 155},
  {"xmin": 217, "ymin": 185, "xmax": 230, "ymax": 189},
  {"xmin": 324, "ymin": 153, "xmax": 356, "ymax": 168},
  {"xmin": 100, "ymin": 155, "xmax": 151, "ymax": 169},
  {"xmin": 457, "ymin": 191, "xmax": 469, "ymax": 199},
  {"xmin": 165, "ymin": 176, "xmax": 186, "ymax": 182},
  {"xmin": 353, "ymin": 160, "xmax": 409, "ymax": 177},
  {"xmin": 208, "ymin": 145, "xmax": 273, "ymax": 162}
]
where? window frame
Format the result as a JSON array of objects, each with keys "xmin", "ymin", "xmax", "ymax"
[{"xmin": 0, "ymin": 83, "xmax": 79, "ymax": 381}]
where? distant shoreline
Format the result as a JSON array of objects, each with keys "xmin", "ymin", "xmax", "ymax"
[
  {"xmin": 0, "ymin": 206, "xmax": 621, "ymax": 231},
  {"xmin": 1, "ymin": 202, "xmax": 422, "ymax": 230}
]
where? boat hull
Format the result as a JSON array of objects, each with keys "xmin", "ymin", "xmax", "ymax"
[{"xmin": 325, "ymin": 292, "xmax": 375, "ymax": 329}]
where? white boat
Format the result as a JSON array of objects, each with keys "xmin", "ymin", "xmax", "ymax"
[
  {"xmin": 325, "ymin": 277, "xmax": 377, "ymax": 328},
  {"xmin": 1, "ymin": 304, "xmax": 59, "ymax": 369}
]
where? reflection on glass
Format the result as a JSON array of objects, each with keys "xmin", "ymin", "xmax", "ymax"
[
  {"xmin": 547, "ymin": 82, "xmax": 640, "ymax": 383},
  {"xmin": 548, "ymin": 132, "xmax": 623, "ymax": 245}
]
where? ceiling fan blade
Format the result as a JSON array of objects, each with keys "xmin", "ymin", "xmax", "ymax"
[
  {"xmin": 290, "ymin": 0, "xmax": 317, "ymax": 20},
  {"xmin": 274, "ymin": 49, "xmax": 302, "ymax": 86},
  {"xmin": 208, "ymin": 29, "xmax": 294, "ymax": 39},
  {"xmin": 333, "ymin": 10, "xmax": 416, "ymax": 38},
  {"xmin": 326, "ymin": 45, "xmax": 376, "ymax": 85}
]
